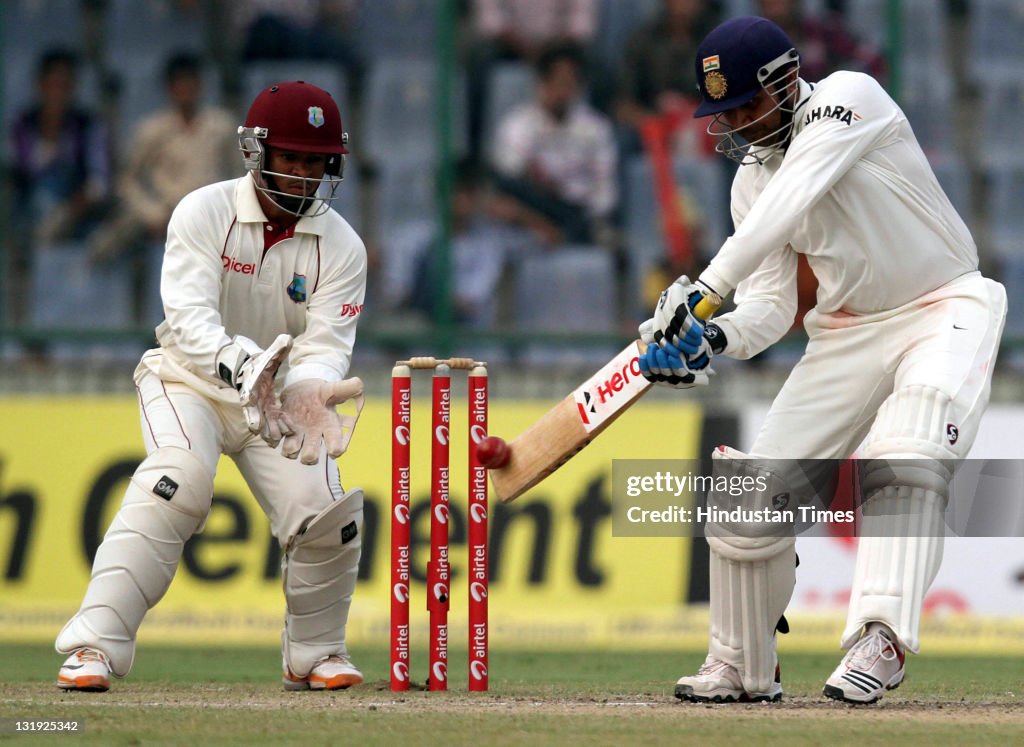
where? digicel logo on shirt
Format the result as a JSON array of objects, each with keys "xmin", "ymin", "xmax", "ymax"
[{"xmin": 223, "ymin": 256, "xmax": 256, "ymax": 275}]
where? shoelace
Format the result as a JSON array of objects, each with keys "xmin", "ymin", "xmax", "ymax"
[
  {"xmin": 76, "ymin": 649, "xmax": 108, "ymax": 664},
  {"xmin": 317, "ymin": 654, "xmax": 353, "ymax": 667},
  {"xmin": 696, "ymin": 658, "xmax": 729, "ymax": 676},
  {"xmin": 848, "ymin": 632, "xmax": 897, "ymax": 670}
]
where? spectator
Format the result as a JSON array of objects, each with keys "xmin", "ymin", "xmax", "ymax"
[
  {"xmin": 226, "ymin": 0, "xmax": 362, "ymax": 98},
  {"xmin": 89, "ymin": 52, "xmax": 237, "ymax": 263},
  {"xmin": 489, "ymin": 43, "xmax": 618, "ymax": 247},
  {"xmin": 384, "ymin": 160, "xmax": 518, "ymax": 329},
  {"xmin": 9, "ymin": 48, "xmax": 111, "ymax": 252},
  {"xmin": 466, "ymin": 0, "xmax": 598, "ymax": 161},
  {"xmin": 613, "ymin": 0, "xmax": 722, "ymax": 155},
  {"xmin": 756, "ymin": 0, "xmax": 886, "ymax": 83},
  {"xmin": 471, "ymin": 0, "xmax": 597, "ymax": 62}
]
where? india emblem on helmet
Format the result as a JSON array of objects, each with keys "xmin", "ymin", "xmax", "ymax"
[{"xmin": 705, "ymin": 71, "xmax": 728, "ymax": 100}]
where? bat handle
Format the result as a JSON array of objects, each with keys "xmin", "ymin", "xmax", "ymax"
[{"xmin": 693, "ymin": 292, "xmax": 722, "ymax": 321}]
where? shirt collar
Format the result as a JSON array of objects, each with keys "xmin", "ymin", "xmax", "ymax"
[
  {"xmin": 236, "ymin": 172, "xmax": 328, "ymax": 236},
  {"xmin": 789, "ymin": 78, "xmax": 816, "ymax": 137}
]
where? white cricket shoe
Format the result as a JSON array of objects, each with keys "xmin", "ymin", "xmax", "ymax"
[
  {"xmin": 674, "ymin": 655, "xmax": 783, "ymax": 703},
  {"xmin": 57, "ymin": 648, "xmax": 111, "ymax": 692},
  {"xmin": 824, "ymin": 622, "xmax": 906, "ymax": 704},
  {"xmin": 283, "ymin": 654, "xmax": 364, "ymax": 691}
]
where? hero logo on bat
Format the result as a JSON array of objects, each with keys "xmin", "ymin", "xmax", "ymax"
[{"xmin": 573, "ymin": 345, "xmax": 647, "ymax": 432}]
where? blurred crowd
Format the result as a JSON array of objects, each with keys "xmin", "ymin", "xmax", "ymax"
[{"xmin": 5, "ymin": 0, "xmax": 1019, "ymax": 366}]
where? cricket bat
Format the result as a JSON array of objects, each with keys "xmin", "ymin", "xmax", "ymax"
[{"xmin": 490, "ymin": 294, "xmax": 721, "ymax": 502}]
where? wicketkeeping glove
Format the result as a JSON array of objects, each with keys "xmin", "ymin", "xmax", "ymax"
[
  {"xmin": 215, "ymin": 334, "xmax": 294, "ymax": 436},
  {"xmin": 280, "ymin": 378, "xmax": 365, "ymax": 465}
]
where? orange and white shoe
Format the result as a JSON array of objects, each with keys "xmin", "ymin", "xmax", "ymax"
[
  {"xmin": 57, "ymin": 648, "xmax": 111, "ymax": 692},
  {"xmin": 283, "ymin": 654, "xmax": 363, "ymax": 691}
]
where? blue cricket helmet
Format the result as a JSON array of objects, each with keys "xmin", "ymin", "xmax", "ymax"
[{"xmin": 694, "ymin": 16, "xmax": 799, "ymax": 118}]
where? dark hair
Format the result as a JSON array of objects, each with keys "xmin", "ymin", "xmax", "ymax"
[
  {"xmin": 535, "ymin": 42, "xmax": 585, "ymax": 80},
  {"xmin": 36, "ymin": 48, "xmax": 79, "ymax": 81},
  {"xmin": 163, "ymin": 51, "xmax": 202, "ymax": 84}
]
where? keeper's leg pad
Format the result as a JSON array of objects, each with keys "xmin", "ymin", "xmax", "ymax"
[
  {"xmin": 843, "ymin": 386, "xmax": 955, "ymax": 654},
  {"xmin": 56, "ymin": 447, "xmax": 213, "ymax": 676},
  {"xmin": 282, "ymin": 488, "xmax": 364, "ymax": 678},
  {"xmin": 705, "ymin": 447, "xmax": 797, "ymax": 694}
]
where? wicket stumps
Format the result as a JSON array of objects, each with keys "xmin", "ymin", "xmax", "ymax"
[{"xmin": 390, "ymin": 357, "xmax": 489, "ymax": 692}]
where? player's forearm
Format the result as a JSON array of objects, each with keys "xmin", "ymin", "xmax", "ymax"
[{"xmin": 713, "ymin": 299, "xmax": 795, "ymax": 360}]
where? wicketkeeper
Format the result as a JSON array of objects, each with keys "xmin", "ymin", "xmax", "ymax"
[
  {"xmin": 56, "ymin": 81, "xmax": 368, "ymax": 692},
  {"xmin": 640, "ymin": 16, "xmax": 1007, "ymax": 704}
]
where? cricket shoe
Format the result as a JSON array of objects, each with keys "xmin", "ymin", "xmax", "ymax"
[
  {"xmin": 674, "ymin": 655, "xmax": 782, "ymax": 703},
  {"xmin": 283, "ymin": 654, "xmax": 364, "ymax": 691},
  {"xmin": 823, "ymin": 623, "xmax": 906, "ymax": 704},
  {"xmin": 57, "ymin": 648, "xmax": 111, "ymax": 692}
]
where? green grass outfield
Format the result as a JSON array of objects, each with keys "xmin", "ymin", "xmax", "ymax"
[{"xmin": 1, "ymin": 643, "xmax": 1021, "ymax": 746}]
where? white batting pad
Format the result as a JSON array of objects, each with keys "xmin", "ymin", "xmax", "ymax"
[
  {"xmin": 282, "ymin": 488, "xmax": 364, "ymax": 677},
  {"xmin": 704, "ymin": 446, "xmax": 796, "ymax": 694},
  {"xmin": 843, "ymin": 385, "xmax": 956, "ymax": 653},
  {"xmin": 707, "ymin": 535, "xmax": 795, "ymax": 693},
  {"xmin": 56, "ymin": 447, "xmax": 213, "ymax": 676}
]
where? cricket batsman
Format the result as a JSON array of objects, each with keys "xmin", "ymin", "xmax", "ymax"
[
  {"xmin": 639, "ymin": 16, "xmax": 1007, "ymax": 703},
  {"xmin": 56, "ymin": 81, "xmax": 368, "ymax": 692}
]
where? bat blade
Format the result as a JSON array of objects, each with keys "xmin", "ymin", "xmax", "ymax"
[
  {"xmin": 490, "ymin": 341, "xmax": 650, "ymax": 503},
  {"xmin": 489, "ymin": 293, "xmax": 721, "ymax": 503}
]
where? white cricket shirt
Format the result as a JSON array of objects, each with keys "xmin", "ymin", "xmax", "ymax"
[
  {"xmin": 701, "ymin": 72, "xmax": 978, "ymax": 359},
  {"xmin": 144, "ymin": 173, "xmax": 367, "ymax": 398}
]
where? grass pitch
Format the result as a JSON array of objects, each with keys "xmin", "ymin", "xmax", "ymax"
[{"xmin": 1, "ymin": 643, "xmax": 1021, "ymax": 745}]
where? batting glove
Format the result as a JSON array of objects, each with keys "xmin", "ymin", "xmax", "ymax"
[
  {"xmin": 651, "ymin": 275, "xmax": 713, "ymax": 356},
  {"xmin": 638, "ymin": 339, "xmax": 711, "ymax": 389}
]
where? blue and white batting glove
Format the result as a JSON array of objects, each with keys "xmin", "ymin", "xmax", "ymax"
[
  {"xmin": 651, "ymin": 275, "xmax": 712, "ymax": 356},
  {"xmin": 638, "ymin": 339, "xmax": 711, "ymax": 389},
  {"xmin": 640, "ymin": 317, "xmax": 729, "ymax": 374}
]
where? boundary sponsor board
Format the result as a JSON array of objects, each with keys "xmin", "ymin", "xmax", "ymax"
[
  {"xmin": 0, "ymin": 396, "xmax": 701, "ymax": 647},
  {"xmin": 2, "ymin": 397, "xmax": 1020, "ymax": 652}
]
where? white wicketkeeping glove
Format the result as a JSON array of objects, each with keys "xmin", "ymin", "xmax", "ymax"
[
  {"xmin": 280, "ymin": 377, "xmax": 365, "ymax": 465},
  {"xmin": 215, "ymin": 334, "xmax": 294, "ymax": 436}
]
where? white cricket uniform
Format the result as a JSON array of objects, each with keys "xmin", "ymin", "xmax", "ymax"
[
  {"xmin": 691, "ymin": 72, "xmax": 1006, "ymax": 662},
  {"xmin": 56, "ymin": 173, "xmax": 368, "ymax": 678},
  {"xmin": 138, "ymin": 172, "xmax": 367, "ymax": 540},
  {"xmin": 697, "ymin": 73, "xmax": 1006, "ymax": 461}
]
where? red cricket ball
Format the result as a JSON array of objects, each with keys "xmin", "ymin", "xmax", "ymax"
[{"xmin": 476, "ymin": 435, "xmax": 510, "ymax": 469}]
